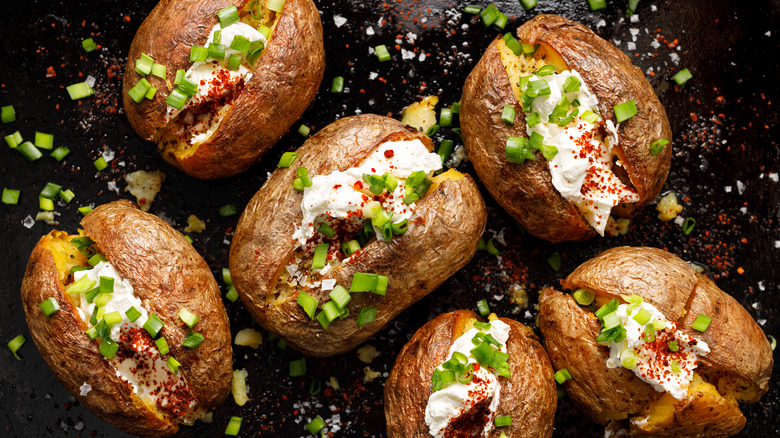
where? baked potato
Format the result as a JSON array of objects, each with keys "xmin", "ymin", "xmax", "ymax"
[
  {"xmin": 537, "ymin": 246, "xmax": 773, "ymax": 437},
  {"xmin": 384, "ymin": 310, "xmax": 557, "ymax": 437},
  {"xmin": 123, "ymin": 0, "xmax": 325, "ymax": 179},
  {"xmin": 229, "ymin": 114, "xmax": 487, "ymax": 356},
  {"xmin": 460, "ymin": 14, "xmax": 672, "ymax": 242},
  {"xmin": 21, "ymin": 200, "xmax": 232, "ymax": 437}
]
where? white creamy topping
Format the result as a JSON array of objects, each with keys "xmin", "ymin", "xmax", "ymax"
[
  {"xmin": 604, "ymin": 301, "xmax": 710, "ymax": 400},
  {"xmin": 526, "ymin": 70, "xmax": 640, "ymax": 235},
  {"xmin": 292, "ymin": 139, "xmax": 443, "ymax": 246},
  {"xmin": 424, "ymin": 320, "xmax": 511, "ymax": 437}
]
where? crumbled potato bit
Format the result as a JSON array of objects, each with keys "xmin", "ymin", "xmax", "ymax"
[
  {"xmin": 509, "ymin": 283, "xmax": 528, "ymax": 309},
  {"xmin": 231, "ymin": 368, "xmax": 249, "ymax": 406},
  {"xmin": 234, "ymin": 328, "xmax": 263, "ymax": 349},
  {"xmin": 326, "ymin": 376, "xmax": 340, "ymax": 391},
  {"xmin": 487, "ymin": 313, "xmax": 499, "ymax": 322},
  {"xmin": 362, "ymin": 366, "xmax": 381, "ymax": 383},
  {"xmin": 184, "ymin": 214, "xmax": 206, "ymax": 233},
  {"xmin": 124, "ymin": 170, "xmax": 166, "ymax": 212},
  {"xmin": 357, "ymin": 344, "xmax": 380, "ymax": 364},
  {"xmin": 656, "ymin": 192, "xmax": 683, "ymax": 222},
  {"xmin": 401, "ymin": 95, "xmax": 438, "ymax": 133},
  {"xmin": 605, "ymin": 216, "xmax": 631, "ymax": 236}
]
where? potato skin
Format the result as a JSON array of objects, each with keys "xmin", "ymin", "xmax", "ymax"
[
  {"xmin": 229, "ymin": 114, "xmax": 487, "ymax": 357},
  {"xmin": 538, "ymin": 246, "xmax": 773, "ymax": 436},
  {"xmin": 460, "ymin": 14, "xmax": 672, "ymax": 242},
  {"xmin": 21, "ymin": 200, "xmax": 232, "ymax": 436},
  {"xmin": 384, "ymin": 310, "xmax": 557, "ymax": 438},
  {"xmin": 123, "ymin": 0, "xmax": 325, "ymax": 179}
]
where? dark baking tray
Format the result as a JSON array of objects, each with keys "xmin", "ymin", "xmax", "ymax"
[{"xmin": 1, "ymin": 0, "xmax": 777, "ymax": 436}]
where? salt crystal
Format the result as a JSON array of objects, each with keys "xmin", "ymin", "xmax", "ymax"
[{"xmin": 333, "ymin": 15, "xmax": 347, "ymax": 27}]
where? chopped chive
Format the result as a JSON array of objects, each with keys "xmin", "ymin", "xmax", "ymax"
[
  {"xmin": 182, "ymin": 331, "xmax": 204, "ymax": 348},
  {"xmin": 357, "ymin": 307, "xmax": 377, "ymax": 326},
  {"xmin": 2, "ymin": 188, "xmax": 20, "ymax": 205},
  {"xmin": 1, "ymin": 105, "xmax": 16, "ymax": 123},
  {"xmin": 225, "ymin": 416, "xmax": 243, "ymax": 436},
  {"xmin": 289, "ymin": 357, "xmax": 306, "ymax": 377},
  {"xmin": 330, "ymin": 76, "xmax": 344, "ymax": 93},
  {"xmin": 39, "ymin": 297, "xmax": 60, "ymax": 317},
  {"xmin": 692, "ymin": 314, "xmax": 712, "ymax": 332},
  {"xmin": 66, "ymin": 82, "xmax": 94, "ymax": 100},
  {"xmin": 613, "ymin": 100, "xmax": 637, "ymax": 123},
  {"xmin": 50, "ymin": 146, "xmax": 71, "ymax": 161},
  {"xmin": 673, "ymin": 68, "xmax": 693, "ymax": 86},
  {"xmin": 218, "ymin": 204, "xmax": 237, "ymax": 217},
  {"xmin": 277, "ymin": 151, "xmax": 298, "ymax": 168},
  {"xmin": 375, "ymin": 44, "xmax": 391, "ymax": 62}
]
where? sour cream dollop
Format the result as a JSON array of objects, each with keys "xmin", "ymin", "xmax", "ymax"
[
  {"xmin": 424, "ymin": 320, "xmax": 511, "ymax": 437},
  {"xmin": 603, "ymin": 301, "xmax": 709, "ymax": 400},
  {"xmin": 525, "ymin": 69, "xmax": 639, "ymax": 235}
]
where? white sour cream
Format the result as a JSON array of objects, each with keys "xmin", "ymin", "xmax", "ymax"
[
  {"xmin": 292, "ymin": 139, "xmax": 443, "ymax": 246},
  {"xmin": 424, "ymin": 320, "xmax": 511, "ymax": 437},
  {"xmin": 525, "ymin": 70, "xmax": 640, "ymax": 235},
  {"xmin": 603, "ymin": 301, "xmax": 709, "ymax": 400}
]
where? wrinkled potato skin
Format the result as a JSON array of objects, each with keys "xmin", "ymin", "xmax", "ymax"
[
  {"xmin": 123, "ymin": 0, "xmax": 324, "ymax": 179},
  {"xmin": 538, "ymin": 246, "xmax": 773, "ymax": 436},
  {"xmin": 21, "ymin": 200, "xmax": 232, "ymax": 436},
  {"xmin": 230, "ymin": 115, "xmax": 487, "ymax": 357},
  {"xmin": 384, "ymin": 311, "xmax": 557, "ymax": 438},
  {"xmin": 461, "ymin": 15, "xmax": 671, "ymax": 242}
]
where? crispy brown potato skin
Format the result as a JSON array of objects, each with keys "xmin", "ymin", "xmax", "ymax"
[
  {"xmin": 21, "ymin": 200, "xmax": 232, "ymax": 436},
  {"xmin": 123, "ymin": 0, "xmax": 325, "ymax": 179},
  {"xmin": 538, "ymin": 246, "xmax": 773, "ymax": 436},
  {"xmin": 461, "ymin": 15, "xmax": 672, "ymax": 242},
  {"xmin": 229, "ymin": 114, "xmax": 487, "ymax": 357},
  {"xmin": 384, "ymin": 310, "xmax": 557, "ymax": 438}
]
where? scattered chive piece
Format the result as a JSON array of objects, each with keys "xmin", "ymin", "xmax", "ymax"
[
  {"xmin": 650, "ymin": 139, "xmax": 669, "ymax": 156},
  {"xmin": 39, "ymin": 182, "xmax": 62, "ymax": 199},
  {"xmin": 39, "ymin": 297, "xmax": 60, "ymax": 317},
  {"xmin": 297, "ymin": 124, "xmax": 311, "ymax": 137},
  {"xmin": 135, "ymin": 53, "xmax": 154, "ymax": 76},
  {"xmin": 673, "ymin": 68, "xmax": 693, "ymax": 86},
  {"xmin": 297, "ymin": 291, "xmax": 318, "ymax": 320},
  {"xmin": 357, "ymin": 306, "xmax": 377, "ymax": 326},
  {"xmin": 16, "ymin": 141, "xmax": 43, "ymax": 161},
  {"xmin": 692, "ymin": 314, "xmax": 712, "ymax": 332},
  {"xmin": 554, "ymin": 368, "xmax": 572, "ymax": 384},
  {"xmin": 268, "ymin": 0, "xmax": 285, "ymax": 12},
  {"xmin": 179, "ymin": 308, "xmax": 199, "ymax": 328},
  {"xmin": 155, "ymin": 337, "xmax": 170, "ymax": 355},
  {"xmin": 588, "ymin": 0, "xmax": 607, "ymax": 11},
  {"xmin": 464, "ymin": 5, "xmax": 482, "ymax": 14},
  {"xmin": 217, "ymin": 5, "xmax": 240, "ymax": 28},
  {"xmin": 8, "ymin": 334, "xmax": 26, "ymax": 360},
  {"xmin": 50, "ymin": 146, "xmax": 71, "ymax": 161},
  {"xmin": 66, "ymin": 82, "xmax": 94, "ymax": 100},
  {"xmin": 1, "ymin": 105, "xmax": 16, "ymax": 123},
  {"xmin": 277, "ymin": 151, "xmax": 298, "ymax": 168},
  {"xmin": 501, "ymin": 105, "xmax": 516, "ymax": 124},
  {"xmin": 573, "ymin": 289, "xmax": 594, "ymax": 306},
  {"xmin": 125, "ymin": 306, "xmax": 142, "ymax": 322},
  {"xmin": 225, "ymin": 416, "xmax": 243, "ymax": 436},
  {"xmin": 682, "ymin": 217, "xmax": 696, "ymax": 235},
  {"xmin": 305, "ymin": 416, "xmax": 325, "ymax": 435},
  {"xmin": 225, "ymin": 285, "xmax": 239, "ymax": 302},
  {"xmin": 5, "ymin": 131, "xmax": 23, "ymax": 148},
  {"xmin": 547, "ymin": 251, "xmax": 562, "ymax": 271},
  {"xmin": 494, "ymin": 415, "xmax": 512, "ymax": 427},
  {"xmin": 143, "ymin": 313, "xmax": 164, "ymax": 338},
  {"xmin": 218, "ymin": 204, "xmax": 237, "ymax": 217},
  {"xmin": 39, "ymin": 197, "xmax": 54, "ymax": 211},
  {"xmin": 613, "ymin": 100, "xmax": 637, "ymax": 123},
  {"xmin": 476, "ymin": 299, "xmax": 490, "ymax": 317},
  {"xmin": 375, "ymin": 44, "xmax": 391, "ymax": 62},
  {"xmin": 2, "ymin": 188, "xmax": 20, "ymax": 205},
  {"xmin": 520, "ymin": 0, "xmax": 537, "ymax": 10},
  {"xmin": 182, "ymin": 331, "xmax": 204, "ymax": 348},
  {"xmin": 289, "ymin": 357, "xmax": 307, "ymax": 377},
  {"xmin": 330, "ymin": 76, "xmax": 344, "ymax": 93},
  {"xmin": 167, "ymin": 356, "xmax": 181, "ymax": 374}
]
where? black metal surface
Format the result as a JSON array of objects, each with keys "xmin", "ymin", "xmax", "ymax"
[{"xmin": 1, "ymin": 0, "xmax": 778, "ymax": 437}]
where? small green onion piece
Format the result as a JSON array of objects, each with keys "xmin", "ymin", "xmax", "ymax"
[
  {"xmin": 103, "ymin": 311, "xmax": 122, "ymax": 326},
  {"xmin": 547, "ymin": 251, "xmax": 562, "ymax": 271},
  {"xmin": 357, "ymin": 307, "xmax": 377, "ymax": 326},
  {"xmin": 34, "ymin": 132, "xmax": 54, "ymax": 150},
  {"xmin": 562, "ymin": 76, "xmax": 581, "ymax": 93},
  {"xmin": 572, "ymin": 289, "xmax": 595, "ymax": 306},
  {"xmin": 50, "ymin": 146, "xmax": 71, "ymax": 162},
  {"xmin": 305, "ymin": 416, "xmax": 325, "ymax": 435},
  {"xmin": 81, "ymin": 38, "xmax": 97, "ymax": 52},
  {"xmin": 644, "ymin": 323, "xmax": 656, "ymax": 342},
  {"xmin": 143, "ymin": 313, "xmax": 165, "ymax": 338},
  {"xmin": 318, "ymin": 222, "xmax": 336, "ymax": 238},
  {"xmin": 207, "ymin": 43, "xmax": 226, "ymax": 60},
  {"xmin": 668, "ymin": 341, "xmax": 679, "ymax": 352},
  {"xmin": 5, "ymin": 130, "xmax": 23, "ymax": 148},
  {"xmin": 682, "ymin": 217, "xmax": 696, "ymax": 236},
  {"xmin": 78, "ymin": 205, "xmax": 93, "ymax": 216},
  {"xmin": 329, "ymin": 285, "xmax": 351, "ymax": 309},
  {"xmin": 39, "ymin": 182, "xmax": 62, "ymax": 199},
  {"xmin": 439, "ymin": 108, "xmax": 453, "ymax": 127},
  {"xmin": 16, "ymin": 141, "xmax": 43, "ymax": 161},
  {"xmin": 375, "ymin": 44, "xmax": 391, "ymax": 62},
  {"xmin": 2, "ymin": 188, "xmax": 20, "ymax": 205},
  {"xmin": 178, "ymin": 308, "xmax": 199, "ymax": 328},
  {"xmin": 426, "ymin": 124, "xmax": 440, "ymax": 137},
  {"xmin": 297, "ymin": 291, "xmax": 318, "ymax": 320},
  {"xmin": 99, "ymin": 339, "xmax": 119, "ymax": 359},
  {"xmin": 277, "ymin": 151, "xmax": 298, "ymax": 168},
  {"xmin": 603, "ymin": 312, "xmax": 622, "ymax": 330},
  {"xmin": 182, "ymin": 331, "xmax": 204, "ymax": 348},
  {"xmin": 613, "ymin": 100, "xmax": 638, "ymax": 123},
  {"xmin": 297, "ymin": 124, "xmax": 311, "ymax": 137},
  {"xmin": 464, "ymin": 5, "xmax": 482, "ymax": 14},
  {"xmin": 189, "ymin": 46, "xmax": 208, "ymax": 62},
  {"xmin": 150, "ymin": 63, "xmax": 166, "ymax": 79},
  {"xmin": 144, "ymin": 87, "xmax": 157, "ymax": 100},
  {"xmin": 473, "ymin": 321, "xmax": 491, "ymax": 330},
  {"xmin": 99, "ymin": 276, "xmax": 114, "ymax": 294},
  {"xmin": 39, "ymin": 196, "xmax": 54, "ymax": 211},
  {"xmin": 174, "ymin": 69, "xmax": 185, "ymax": 85},
  {"xmin": 479, "ymin": 3, "xmax": 499, "ymax": 27},
  {"xmin": 692, "ymin": 314, "xmax": 712, "ymax": 332},
  {"xmin": 8, "ymin": 334, "xmax": 26, "ymax": 360},
  {"xmin": 125, "ymin": 306, "xmax": 142, "ymax": 322},
  {"xmin": 65, "ymin": 275, "xmax": 95, "ymax": 295},
  {"xmin": 476, "ymin": 299, "xmax": 490, "ymax": 317},
  {"xmin": 289, "ymin": 357, "xmax": 307, "ymax": 377},
  {"xmin": 268, "ymin": 0, "xmax": 285, "ymax": 12},
  {"xmin": 494, "ymin": 415, "xmax": 512, "ymax": 427},
  {"xmin": 93, "ymin": 156, "xmax": 108, "ymax": 171},
  {"xmin": 153, "ymin": 336, "xmax": 169, "ymax": 355},
  {"xmin": 311, "ymin": 243, "xmax": 329, "ymax": 270},
  {"xmin": 588, "ymin": 0, "xmax": 607, "ymax": 10},
  {"xmin": 165, "ymin": 88, "xmax": 189, "ymax": 110},
  {"xmin": 437, "ymin": 139, "xmax": 454, "ymax": 163},
  {"xmin": 554, "ymin": 368, "xmax": 572, "ymax": 384},
  {"xmin": 217, "ymin": 5, "xmax": 240, "ymax": 28},
  {"xmin": 167, "ymin": 356, "xmax": 181, "ymax": 374},
  {"xmin": 330, "ymin": 76, "xmax": 344, "ymax": 93},
  {"xmin": 633, "ymin": 308, "xmax": 652, "ymax": 325},
  {"xmin": 225, "ymin": 285, "xmax": 239, "ymax": 302},
  {"xmin": 621, "ymin": 350, "xmax": 638, "ymax": 369},
  {"xmin": 501, "ymin": 105, "xmax": 516, "ymax": 124},
  {"xmin": 297, "ymin": 167, "xmax": 313, "ymax": 187},
  {"xmin": 135, "ymin": 53, "xmax": 154, "ymax": 76},
  {"xmin": 673, "ymin": 68, "xmax": 693, "ymax": 86},
  {"xmin": 350, "ymin": 272, "xmax": 379, "ymax": 292},
  {"xmin": 321, "ymin": 301, "xmax": 341, "ymax": 323},
  {"xmin": 66, "ymin": 82, "xmax": 94, "ymax": 100}
]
